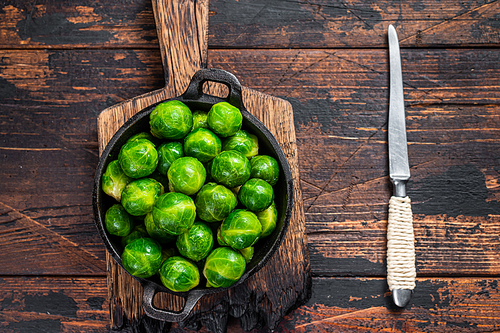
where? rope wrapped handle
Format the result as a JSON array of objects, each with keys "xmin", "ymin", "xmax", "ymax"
[{"xmin": 387, "ymin": 196, "xmax": 416, "ymax": 291}]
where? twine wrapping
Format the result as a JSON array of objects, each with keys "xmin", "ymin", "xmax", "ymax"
[{"xmin": 387, "ymin": 196, "xmax": 416, "ymax": 290}]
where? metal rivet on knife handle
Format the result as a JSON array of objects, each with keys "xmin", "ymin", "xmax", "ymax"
[{"xmin": 387, "ymin": 24, "xmax": 415, "ymax": 308}]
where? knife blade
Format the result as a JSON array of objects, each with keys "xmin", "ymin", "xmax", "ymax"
[{"xmin": 387, "ymin": 24, "xmax": 415, "ymax": 308}]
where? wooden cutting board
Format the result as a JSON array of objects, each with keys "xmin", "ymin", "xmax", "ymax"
[{"xmin": 96, "ymin": 0, "xmax": 310, "ymax": 331}]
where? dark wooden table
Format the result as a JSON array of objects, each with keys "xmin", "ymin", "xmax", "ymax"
[{"xmin": 1, "ymin": 0, "xmax": 499, "ymax": 332}]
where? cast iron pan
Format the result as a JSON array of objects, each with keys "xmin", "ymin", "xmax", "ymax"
[{"xmin": 93, "ymin": 68, "xmax": 293, "ymax": 322}]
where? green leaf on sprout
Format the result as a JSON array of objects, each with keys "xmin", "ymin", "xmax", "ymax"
[
  {"xmin": 121, "ymin": 238, "xmax": 162, "ymax": 278},
  {"xmin": 207, "ymin": 102, "xmax": 242, "ymax": 137},
  {"xmin": 121, "ymin": 178, "xmax": 164, "ymax": 216},
  {"xmin": 102, "ymin": 160, "xmax": 132, "ymax": 201},
  {"xmin": 203, "ymin": 247, "xmax": 246, "ymax": 288},
  {"xmin": 238, "ymin": 178, "xmax": 274, "ymax": 212},
  {"xmin": 160, "ymin": 256, "xmax": 200, "ymax": 292},
  {"xmin": 149, "ymin": 100, "xmax": 193, "ymax": 139},
  {"xmin": 118, "ymin": 139, "xmax": 158, "ymax": 178}
]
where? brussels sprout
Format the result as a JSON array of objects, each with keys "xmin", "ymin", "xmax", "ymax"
[
  {"xmin": 250, "ymin": 155, "xmax": 280, "ymax": 186},
  {"xmin": 207, "ymin": 102, "xmax": 242, "ymax": 137},
  {"xmin": 127, "ymin": 132, "xmax": 159, "ymax": 146},
  {"xmin": 121, "ymin": 224, "xmax": 148, "ymax": 248},
  {"xmin": 161, "ymin": 247, "xmax": 178, "ymax": 264},
  {"xmin": 195, "ymin": 183, "xmax": 238, "ymax": 223},
  {"xmin": 238, "ymin": 178, "xmax": 274, "ymax": 212},
  {"xmin": 211, "ymin": 151, "xmax": 251, "ymax": 188},
  {"xmin": 121, "ymin": 178, "xmax": 164, "ymax": 216},
  {"xmin": 118, "ymin": 139, "xmax": 158, "ymax": 178},
  {"xmin": 167, "ymin": 157, "xmax": 206, "ymax": 195},
  {"xmin": 160, "ymin": 256, "xmax": 200, "ymax": 292},
  {"xmin": 203, "ymin": 247, "xmax": 246, "ymax": 288},
  {"xmin": 176, "ymin": 222, "xmax": 214, "ymax": 262},
  {"xmin": 219, "ymin": 209, "xmax": 261, "ymax": 250},
  {"xmin": 105, "ymin": 204, "xmax": 134, "ymax": 237},
  {"xmin": 192, "ymin": 110, "xmax": 209, "ymax": 130},
  {"xmin": 121, "ymin": 238, "xmax": 163, "ymax": 278},
  {"xmin": 157, "ymin": 141, "xmax": 184, "ymax": 176},
  {"xmin": 184, "ymin": 128, "xmax": 222, "ymax": 163},
  {"xmin": 256, "ymin": 201, "xmax": 278, "ymax": 237},
  {"xmin": 102, "ymin": 160, "xmax": 132, "ymax": 201},
  {"xmin": 145, "ymin": 212, "xmax": 176, "ymax": 244},
  {"xmin": 150, "ymin": 100, "xmax": 193, "ymax": 139},
  {"xmin": 222, "ymin": 130, "xmax": 258, "ymax": 159},
  {"xmin": 152, "ymin": 192, "xmax": 196, "ymax": 235},
  {"xmin": 239, "ymin": 247, "xmax": 254, "ymax": 264}
]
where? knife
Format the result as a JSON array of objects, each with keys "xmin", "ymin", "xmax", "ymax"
[{"xmin": 387, "ymin": 24, "xmax": 415, "ymax": 308}]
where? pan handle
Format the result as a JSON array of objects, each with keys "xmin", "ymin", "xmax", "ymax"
[
  {"xmin": 182, "ymin": 68, "xmax": 243, "ymax": 110},
  {"xmin": 142, "ymin": 282, "xmax": 205, "ymax": 322}
]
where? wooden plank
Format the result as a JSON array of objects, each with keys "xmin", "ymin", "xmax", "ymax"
[
  {"xmin": 1, "ymin": 0, "xmax": 499, "ymax": 49},
  {"xmin": 1, "ymin": 276, "xmax": 498, "ymax": 332},
  {"xmin": 0, "ymin": 0, "xmax": 158, "ymax": 49},
  {"xmin": 1, "ymin": 47, "xmax": 499, "ymax": 277},
  {"xmin": 0, "ymin": 202, "xmax": 106, "ymax": 275},
  {"xmin": 0, "ymin": 277, "xmax": 109, "ymax": 332},
  {"xmin": 208, "ymin": 0, "xmax": 500, "ymax": 48},
  {"xmin": 280, "ymin": 277, "xmax": 500, "ymax": 333}
]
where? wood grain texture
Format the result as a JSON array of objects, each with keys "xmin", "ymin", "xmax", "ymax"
[
  {"xmin": 0, "ymin": 47, "xmax": 499, "ymax": 277},
  {"xmin": 0, "ymin": 0, "xmax": 499, "ymax": 329},
  {"xmin": 1, "ymin": 276, "xmax": 498, "ymax": 332},
  {"xmin": 1, "ymin": 0, "xmax": 500, "ymax": 49},
  {"xmin": 0, "ymin": 277, "xmax": 109, "ymax": 332}
]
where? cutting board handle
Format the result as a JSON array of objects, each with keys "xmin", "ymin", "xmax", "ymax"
[
  {"xmin": 152, "ymin": 0, "xmax": 209, "ymax": 96},
  {"xmin": 182, "ymin": 68, "xmax": 244, "ymax": 109}
]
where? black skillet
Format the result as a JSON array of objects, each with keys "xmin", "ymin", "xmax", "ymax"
[{"xmin": 93, "ymin": 68, "xmax": 293, "ymax": 322}]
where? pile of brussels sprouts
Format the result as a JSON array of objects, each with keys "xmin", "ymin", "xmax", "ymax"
[{"xmin": 101, "ymin": 100, "xmax": 281, "ymax": 292}]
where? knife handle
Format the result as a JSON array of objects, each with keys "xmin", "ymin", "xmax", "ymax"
[{"xmin": 387, "ymin": 196, "xmax": 416, "ymax": 291}]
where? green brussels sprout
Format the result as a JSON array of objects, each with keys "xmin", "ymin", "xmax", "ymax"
[
  {"xmin": 105, "ymin": 204, "xmax": 134, "ymax": 237},
  {"xmin": 195, "ymin": 183, "xmax": 238, "ymax": 223},
  {"xmin": 161, "ymin": 247, "xmax": 178, "ymax": 264},
  {"xmin": 127, "ymin": 132, "xmax": 159, "ymax": 146},
  {"xmin": 160, "ymin": 256, "xmax": 200, "ymax": 292},
  {"xmin": 192, "ymin": 110, "xmax": 209, "ymax": 130},
  {"xmin": 121, "ymin": 238, "xmax": 162, "ymax": 278},
  {"xmin": 207, "ymin": 102, "xmax": 242, "ymax": 137},
  {"xmin": 239, "ymin": 247, "xmax": 254, "ymax": 264},
  {"xmin": 176, "ymin": 222, "xmax": 214, "ymax": 262},
  {"xmin": 238, "ymin": 178, "xmax": 274, "ymax": 212},
  {"xmin": 210, "ymin": 151, "xmax": 251, "ymax": 188},
  {"xmin": 102, "ymin": 160, "xmax": 132, "ymax": 201},
  {"xmin": 118, "ymin": 139, "xmax": 158, "ymax": 178},
  {"xmin": 150, "ymin": 100, "xmax": 193, "ymax": 139},
  {"xmin": 222, "ymin": 130, "xmax": 258, "ymax": 159},
  {"xmin": 250, "ymin": 155, "xmax": 280, "ymax": 186},
  {"xmin": 152, "ymin": 192, "xmax": 196, "ymax": 235},
  {"xmin": 145, "ymin": 212, "xmax": 176, "ymax": 244},
  {"xmin": 219, "ymin": 209, "xmax": 261, "ymax": 250},
  {"xmin": 255, "ymin": 201, "xmax": 278, "ymax": 237},
  {"xmin": 184, "ymin": 128, "xmax": 222, "ymax": 163},
  {"xmin": 157, "ymin": 141, "xmax": 184, "ymax": 176},
  {"xmin": 167, "ymin": 157, "xmax": 206, "ymax": 195},
  {"xmin": 121, "ymin": 224, "xmax": 148, "ymax": 248},
  {"xmin": 121, "ymin": 178, "xmax": 164, "ymax": 216},
  {"xmin": 203, "ymin": 247, "xmax": 246, "ymax": 288}
]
